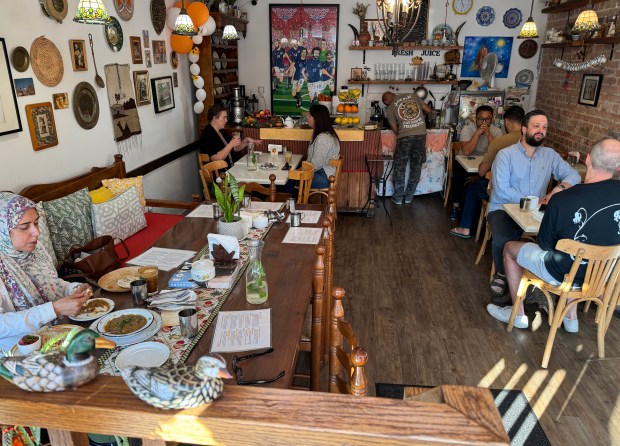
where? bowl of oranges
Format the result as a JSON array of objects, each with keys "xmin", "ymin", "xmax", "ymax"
[{"xmin": 336, "ymin": 103, "xmax": 359, "ymax": 114}]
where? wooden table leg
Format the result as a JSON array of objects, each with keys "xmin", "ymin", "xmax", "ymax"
[{"xmin": 48, "ymin": 430, "xmax": 89, "ymax": 446}]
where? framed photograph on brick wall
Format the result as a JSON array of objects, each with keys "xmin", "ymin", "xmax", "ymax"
[{"xmin": 578, "ymin": 74, "xmax": 602, "ymax": 107}]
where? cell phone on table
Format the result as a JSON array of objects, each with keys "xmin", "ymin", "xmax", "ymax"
[{"xmin": 538, "ymin": 204, "xmax": 547, "ymax": 213}]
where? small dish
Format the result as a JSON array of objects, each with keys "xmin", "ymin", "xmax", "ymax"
[
  {"xmin": 214, "ymin": 76, "xmax": 222, "ymax": 94},
  {"xmin": 16, "ymin": 334, "xmax": 41, "ymax": 355},
  {"xmin": 212, "ymin": 50, "xmax": 221, "ymax": 70},
  {"xmin": 69, "ymin": 298, "xmax": 115, "ymax": 322},
  {"xmin": 221, "ymin": 52, "xmax": 227, "ymax": 69},
  {"xmin": 11, "ymin": 47, "xmax": 30, "ymax": 72},
  {"xmin": 115, "ymin": 341, "xmax": 170, "ymax": 371}
]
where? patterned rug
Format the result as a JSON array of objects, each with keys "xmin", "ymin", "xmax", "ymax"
[{"xmin": 375, "ymin": 383, "xmax": 551, "ymax": 446}]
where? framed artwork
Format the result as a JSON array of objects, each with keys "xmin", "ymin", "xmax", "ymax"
[
  {"xmin": 350, "ymin": 67, "xmax": 362, "ymax": 81},
  {"xmin": 14, "ymin": 78, "xmax": 35, "ymax": 97},
  {"xmin": 69, "ymin": 39, "xmax": 88, "ymax": 71},
  {"xmin": 151, "ymin": 76, "xmax": 175, "ymax": 113},
  {"xmin": 133, "ymin": 70, "xmax": 151, "ymax": 106},
  {"xmin": 145, "ymin": 50, "xmax": 152, "ymax": 68},
  {"xmin": 0, "ymin": 38, "xmax": 22, "ymax": 136},
  {"xmin": 142, "ymin": 30, "xmax": 150, "ymax": 48},
  {"xmin": 172, "ymin": 72, "xmax": 178, "ymax": 88},
  {"xmin": 269, "ymin": 4, "xmax": 339, "ymax": 115},
  {"xmin": 130, "ymin": 36, "xmax": 143, "ymax": 64},
  {"xmin": 52, "ymin": 92, "xmax": 69, "ymax": 109},
  {"xmin": 25, "ymin": 102, "xmax": 58, "ymax": 151},
  {"xmin": 461, "ymin": 36, "xmax": 513, "ymax": 78},
  {"xmin": 578, "ymin": 74, "xmax": 603, "ymax": 107},
  {"xmin": 152, "ymin": 40, "xmax": 167, "ymax": 64},
  {"xmin": 170, "ymin": 51, "xmax": 178, "ymax": 69}
]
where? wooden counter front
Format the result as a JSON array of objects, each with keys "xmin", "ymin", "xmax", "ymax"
[{"xmin": 260, "ymin": 127, "xmax": 365, "ymax": 142}]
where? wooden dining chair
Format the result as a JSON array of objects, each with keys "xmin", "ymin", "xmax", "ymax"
[
  {"xmin": 197, "ymin": 153, "xmax": 210, "ymax": 169},
  {"xmin": 329, "ymin": 286, "xmax": 368, "ymax": 396},
  {"xmin": 201, "ymin": 160, "xmax": 228, "ymax": 200},
  {"xmin": 308, "ymin": 155, "xmax": 344, "ymax": 203},
  {"xmin": 288, "ymin": 161, "xmax": 314, "ymax": 204},
  {"xmin": 444, "ymin": 142, "xmax": 462, "ymax": 208},
  {"xmin": 475, "ymin": 173, "xmax": 493, "ymax": 268},
  {"xmin": 241, "ymin": 174, "xmax": 290, "ymax": 202},
  {"xmin": 507, "ymin": 239, "xmax": 620, "ymax": 368}
]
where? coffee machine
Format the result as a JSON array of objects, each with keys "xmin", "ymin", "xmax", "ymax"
[
  {"xmin": 370, "ymin": 101, "xmax": 383, "ymax": 124},
  {"xmin": 230, "ymin": 87, "xmax": 245, "ymax": 125}
]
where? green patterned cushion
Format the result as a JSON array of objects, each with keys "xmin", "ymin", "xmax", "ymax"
[
  {"xmin": 34, "ymin": 201, "xmax": 58, "ymax": 266},
  {"xmin": 42, "ymin": 188, "xmax": 94, "ymax": 261}
]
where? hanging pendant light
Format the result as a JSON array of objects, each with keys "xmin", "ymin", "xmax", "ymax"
[
  {"xmin": 518, "ymin": 0, "xmax": 538, "ymax": 39},
  {"xmin": 572, "ymin": 6, "xmax": 600, "ymax": 32},
  {"xmin": 376, "ymin": 0, "xmax": 424, "ymax": 56},
  {"xmin": 173, "ymin": 0, "xmax": 198, "ymax": 36},
  {"xmin": 73, "ymin": 0, "xmax": 111, "ymax": 25},
  {"xmin": 222, "ymin": 25, "xmax": 239, "ymax": 40}
]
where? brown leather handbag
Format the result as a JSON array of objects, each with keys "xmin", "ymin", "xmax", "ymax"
[{"xmin": 59, "ymin": 236, "xmax": 129, "ymax": 280}]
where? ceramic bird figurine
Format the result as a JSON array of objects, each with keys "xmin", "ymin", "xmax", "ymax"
[
  {"xmin": 0, "ymin": 329, "xmax": 116, "ymax": 392},
  {"xmin": 120, "ymin": 355, "xmax": 232, "ymax": 409}
]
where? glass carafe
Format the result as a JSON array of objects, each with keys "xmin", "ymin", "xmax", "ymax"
[
  {"xmin": 245, "ymin": 240, "xmax": 268, "ymax": 304},
  {"xmin": 246, "ymin": 143, "xmax": 257, "ymax": 171}
]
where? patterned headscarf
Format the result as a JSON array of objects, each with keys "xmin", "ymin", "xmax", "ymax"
[{"xmin": 0, "ymin": 192, "xmax": 66, "ymax": 311}]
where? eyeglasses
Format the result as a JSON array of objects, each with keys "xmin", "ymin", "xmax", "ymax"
[
  {"xmin": 476, "ymin": 116, "xmax": 493, "ymax": 123},
  {"xmin": 232, "ymin": 348, "xmax": 285, "ymax": 385}
]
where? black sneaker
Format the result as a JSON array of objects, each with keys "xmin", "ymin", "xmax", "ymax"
[
  {"xmin": 449, "ymin": 206, "xmax": 460, "ymax": 221},
  {"xmin": 491, "ymin": 293, "xmax": 511, "ymax": 306}
]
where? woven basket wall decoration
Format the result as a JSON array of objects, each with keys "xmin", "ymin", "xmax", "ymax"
[{"xmin": 30, "ymin": 36, "xmax": 64, "ymax": 87}]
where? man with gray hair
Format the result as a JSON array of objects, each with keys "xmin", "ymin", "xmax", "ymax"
[{"xmin": 487, "ymin": 137, "xmax": 620, "ymax": 333}]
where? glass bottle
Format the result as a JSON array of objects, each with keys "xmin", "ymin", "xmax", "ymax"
[
  {"xmin": 246, "ymin": 143, "xmax": 257, "ymax": 171},
  {"xmin": 245, "ymin": 240, "xmax": 268, "ymax": 304}
]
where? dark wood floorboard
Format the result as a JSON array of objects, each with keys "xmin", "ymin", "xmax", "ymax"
[{"xmin": 333, "ymin": 193, "xmax": 620, "ymax": 446}]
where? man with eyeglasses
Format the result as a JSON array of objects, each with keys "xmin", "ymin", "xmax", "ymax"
[{"xmin": 450, "ymin": 105, "xmax": 503, "ymax": 220}]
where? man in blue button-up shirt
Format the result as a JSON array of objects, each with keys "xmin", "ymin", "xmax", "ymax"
[{"xmin": 487, "ymin": 110, "xmax": 581, "ymax": 302}]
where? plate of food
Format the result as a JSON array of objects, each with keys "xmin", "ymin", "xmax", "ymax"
[
  {"xmin": 98, "ymin": 267, "xmax": 142, "ymax": 292},
  {"xmin": 114, "ymin": 341, "xmax": 170, "ymax": 371},
  {"xmin": 96, "ymin": 309, "xmax": 155, "ymax": 338},
  {"xmin": 69, "ymin": 298, "xmax": 115, "ymax": 322},
  {"xmin": 10, "ymin": 324, "xmax": 83, "ymax": 356},
  {"xmin": 259, "ymin": 162, "xmax": 278, "ymax": 170}
]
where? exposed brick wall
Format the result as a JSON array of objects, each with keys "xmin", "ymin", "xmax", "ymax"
[{"xmin": 535, "ymin": 0, "xmax": 619, "ymax": 156}]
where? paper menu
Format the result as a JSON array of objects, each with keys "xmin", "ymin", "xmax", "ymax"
[
  {"xmin": 211, "ymin": 309, "xmax": 271, "ymax": 353},
  {"xmin": 126, "ymin": 247, "xmax": 196, "ymax": 271},
  {"xmin": 247, "ymin": 201, "xmax": 284, "ymax": 212},
  {"xmin": 282, "ymin": 227, "xmax": 323, "ymax": 245},
  {"xmin": 187, "ymin": 204, "xmax": 214, "ymax": 218},
  {"xmin": 285, "ymin": 210, "xmax": 322, "ymax": 224}
]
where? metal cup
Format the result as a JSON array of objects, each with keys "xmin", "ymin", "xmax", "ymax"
[
  {"xmin": 213, "ymin": 203, "xmax": 222, "ymax": 219},
  {"xmin": 130, "ymin": 279, "xmax": 148, "ymax": 305},
  {"xmin": 178, "ymin": 308, "xmax": 198, "ymax": 338},
  {"xmin": 519, "ymin": 197, "xmax": 531, "ymax": 213},
  {"xmin": 286, "ymin": 197, "xmax": 296, "ymax": 213},
  {"xmin": 290, "ymin": 211, "xmax": 303, "ymax": 227},
  {"xmin": 242, "ymin": 194, "xmax": 252, "ymax": 209}
]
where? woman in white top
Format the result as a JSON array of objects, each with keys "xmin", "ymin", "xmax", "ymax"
[
  {"xmin": 0, "ymin": 192, "xmax": 92, "ymax": 351},
  {"xmin": 307, "ymin": 104, "xmax": 340, "ymax": 188}
]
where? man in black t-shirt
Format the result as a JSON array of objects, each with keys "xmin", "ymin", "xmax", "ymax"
[{"xmin": 487, "ymin": 137, "xmax": 620, "ymax": 333}]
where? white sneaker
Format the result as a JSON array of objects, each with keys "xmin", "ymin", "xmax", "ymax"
[
  {"xmin": 563, "ymin": 317, "xmax": 579, "ymax": 333},
  {"xmin": 486, "ymin": 304, "xmax": 529, "ymax": 329}
]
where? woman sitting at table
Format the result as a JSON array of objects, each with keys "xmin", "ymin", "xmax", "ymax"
[
  {"xmin": 307, "ymin": 104, "xmax": 340, "ymax": 188},
  {"xmin": 199, "ymin": 104, "xmax": 262, "ymax": 166},
  {"xmin": 0, "ymin": 192, "xmax": 92, "ymax": 351}
]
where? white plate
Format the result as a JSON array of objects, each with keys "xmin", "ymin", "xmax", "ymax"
[
  {"xmin": 91, "ymin": 311, "xmax": 162, "ymax": 347},
  {"xmin": 213, "ymin": 51, "xmax": 221, "ymax": 70},
  {"xmin": 214, "ymin": 77, "xmax": 222, "ymax": 95},
  {"xmin": 96, "ymin": 309, "xmax": 154, "ymax": 338},
  {"xmin": 221, "ymin": 51, "xmax": 227, "ymax": 69},
  {"xmin": 69, "ymin": 298, "xmax": 115, "ymax": 322},
  {"xmin": 114, "ymin": 341, "xmax": 170, "ymax": 371}
]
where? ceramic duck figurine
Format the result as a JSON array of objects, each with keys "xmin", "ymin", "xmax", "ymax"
[
  {"xmin": 0, "ymin": 329, "xmax": 115, "ymax": 392},
  {"xmin": 120, "ymin": 355, "xmax": 231, "ymax": 409}
]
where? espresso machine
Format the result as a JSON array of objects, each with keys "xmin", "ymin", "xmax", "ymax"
[
  {"xmin": 370, "ymin": 101, "xmax": 384, "ymax": 125},
  {"xmin": 230, "ymin": 87, "xmax": 245, "ymax": 125}
]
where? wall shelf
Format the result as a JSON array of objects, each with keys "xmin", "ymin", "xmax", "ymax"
[
  {"xmin": 349, "ymin": 45, "xmax": 463, "ymax": 51},
  {"xmin": 542, "ymin": 36, "xmax": 620, "ymax": 48},
  {"xmin": 348, "ymin": 80, "xmax": 458, "ymax": 85},
  {"xmin": 541, "ymin": 0, "xmax": 607, "ymax": 14}
]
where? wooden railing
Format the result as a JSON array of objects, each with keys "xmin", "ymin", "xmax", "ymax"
[{"xmin": 0, "ymin": 378, "xmax": 509, "ymax": 445}]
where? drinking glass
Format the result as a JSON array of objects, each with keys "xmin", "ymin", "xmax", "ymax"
[{"xmin": 284, "ymin": 151, "xmax": 293, "ymax": 165}]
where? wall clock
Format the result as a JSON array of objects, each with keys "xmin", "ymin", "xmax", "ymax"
[{"xmin": 452, "ymin": 0, "xmax": 473, "ymax": 15}]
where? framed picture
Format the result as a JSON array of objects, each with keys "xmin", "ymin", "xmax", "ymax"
[
  {"xmin": 14, "ymin": 78, "xmax": 35, "ymax": 97},
  {"xmin": 151, "ymin": 76, "xmax": 175, "ymax": 113},
  {"xmin": 25, "ymin": 102, "xmax": 58, "ymax": 151},
  {"xmin": 350, "ymin": 67, "xmax": 362, "ymax": 81},
  {"xmin": 130, "ymin": 36, "xmax": 143, "ymax": 64},
  {"xmin": 133, "ymin": 70, "xmax": 151, "ymax": 106},
  {"xmin": 0, "ymin": 38, "xmax": 22, "ymax": 136},
  {"xmin": 578, "ymin": 74, "xmax": 603, "ymax": 107},
  {"xmin": 145, "ymin": 50, "xmax": 152, "ymax": 68},
  {"xmin": 69, "ymin": 39, "xmax": 88, "ymax": 71},
  {"xmin": 170, "ymin": 51, "xmax": 178, "ymax": 69},
  {"xmin": 461, "ymin": 36, "xmax": 513, "ymax": 79},
  {"xmin": 52, "ymin": 92, "xmax": 69, "ymax": 109},
  {"xmin": 269, "ymin": 4, "xmax": 339, "ymax": 115},
  {"xmin": 172, "ymin": 72, "xmax": 178, "ymax": 88},
  {"xmin": 142, "ymin": 30, "xmax": 150, "ymax": 48},
  {"xmin": 152, "ymin": 40, "xmax": 167, "ymax": 64}
]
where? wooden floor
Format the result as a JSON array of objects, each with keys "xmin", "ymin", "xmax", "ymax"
[{"xmin": 333, "ymin": 193, "xmax": 620, "ymax": 446}]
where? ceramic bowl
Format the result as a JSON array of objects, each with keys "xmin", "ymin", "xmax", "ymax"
[
  {"xmin": 253, "ymin": 215, "xmax": 269, "ymax": 230},
  {"xmin": 16, "ymin": 334, "xmax": 41, "ymax": 355}
]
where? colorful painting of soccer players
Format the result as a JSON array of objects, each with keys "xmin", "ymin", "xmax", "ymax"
[{"xmin": 269, "ymin": 5, "xmax": 339, "ymax": 116}]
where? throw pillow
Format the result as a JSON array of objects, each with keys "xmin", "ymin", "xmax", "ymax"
[
  {"xmin": 91, "ymin": 186, "xmax": 147, "ymax": 243},
  {"xmin": 34, "ymin": 202, "xmax": 58, "ymax": 266},
  {"xmin": 42, "ymin": 188, "xmax": 94, "ymax": 261},
  {"xmin": 89, "ymin": 186, "xmax": 115, "ymax": 204},
  {"xmin": 102, "ymin": 177, "xmax": 146, "ymax": 210}
]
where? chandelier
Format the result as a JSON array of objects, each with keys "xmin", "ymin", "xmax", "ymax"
[
  {"xmin": 173, "ymin": 0, "xmax": 198, "ymax": 36},
  {"xmin": 572, "ymin": 8, "xmax": 600, "ymax": 32},
  {"xmin": 73, "ymin": 0, "xmax": 111, "ymax": 25},
  {"xmin": 376, "ymin": 0, "xmax": 424, "ymax": 56},
  {"xmin": 517, "ymin": 0, "xmax": 538, "ymax": 39}
]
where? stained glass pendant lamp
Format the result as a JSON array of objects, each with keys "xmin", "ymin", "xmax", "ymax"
[
  {"xmin": 222, "ymin": 25, "xmax": 239, "ymax": 40},
  {"xmin": 173, "ymin": 0, "xmax": 198, "ymax": 36},
  {"xmin": 518, "ymin": 0, "xmax": 538, "ymax": 39},
  {"xmin": 572, "ymin": 7, "xmax": 600, "ymax": 32},
  {"xmin": 73, "ymin": 0, "xmax": 111, "ymax": 25}
]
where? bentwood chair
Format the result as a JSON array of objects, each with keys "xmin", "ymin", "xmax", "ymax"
[
  {"xmin": 200, "ymin": 160, "xmax": 228, "ymax": 200},
  {"xmin": 329, "ymin": 286, "xmax": 368, "ymax": 396},
  {"xmin": 241, "ymin": 174, "xmax": 290, "ymax": 202},
  {"xmin": 197, "ymin": 153, "xmax": 210, "ymax": 169},
  {"xmin": 308, "ymin": 155, "xmax": 344, "ymax": 203},
  {"xmin": 443, "ymin": 142, "xmax": 462, "ymax": 208},
  {"xmin": 288, "ymin": 161, "xmax": 315, "ymax": 204},
  {"xmin": 507, "ymin": 239, "xmax": 620, "ymax": 368}
]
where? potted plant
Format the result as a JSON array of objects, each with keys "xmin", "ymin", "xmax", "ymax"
[{"xmin": 213, "ymin": 172, "xmax": 246, "ymax": 240}]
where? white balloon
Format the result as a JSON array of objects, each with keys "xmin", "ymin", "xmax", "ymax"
[
  {"xmin": 190, "ymin": 63, "xmax": 200, "ymax": 75},
  {"xmin": 192, "ymin": 35, "xmax": 204, "ymax": 45},
  {"xmin": 203, "ymin": 16, "xmax": 216, "ymax": 36},
  {"xmin": 194, "ymin": 101, "xmax": 205, "ymax": 114},
  {"xmin": 193, "ymin": 76, "xmax": 204, "ymax": 88},
  {"xmin": 196, "ymin": 88, "xmax": 207, "ymax": 101},
  {"xmin": 166, "ymin": 7, "xmax": 181, "ymax": 30},
  {"xmin": 188, "ymin": 52, "xmax": 200, "ymax": 63}
]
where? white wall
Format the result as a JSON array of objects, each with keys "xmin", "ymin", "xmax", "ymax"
[
  {"xmin": 238, "ymin": 0, "xmax": 546, "ymax": 121},
  {"xmin": 0, "ymin": 1, "xmax": 200, "ymax": 201}
]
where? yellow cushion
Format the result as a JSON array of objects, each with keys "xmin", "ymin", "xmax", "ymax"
[
  {"xmin": 89, "ymin": 187, "xmax": 115, "ymax": 204},
  {"xmin": 102, "ymin": 177, "xmax": 146, "ymax": 210}
]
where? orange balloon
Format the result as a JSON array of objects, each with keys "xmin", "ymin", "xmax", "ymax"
[
  {"xmin": 170, "ymin": 34, "xmax": 193, "ymax": 54},
  {"xmin": 187, "ymin": 2, "xmax": 209, "ymax": 27},
  {"xmin": 174, "ymin": 1, "xmax": 187, "ymax": 7}
]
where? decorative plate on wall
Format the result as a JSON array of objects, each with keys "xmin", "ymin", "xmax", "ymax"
[
  {"xmin": 431, "ymin": 24, "xmax": 455, "ymax": 41},
  {"xmin": 73, "ymin": 82, "xmax": 100, "ymax": 130},
  {"xmin": 518, "ymin": 39, "xmax": 538, "ymax": 59},
  {"xmin": 515, "ymin": 69, "xmax": 534, "ymax": 87},
  {"xmin": 150, "ymin": 0, "xmax": 166, "ymax": 35},
  {"xmin": 39, "ymin": 0, "xmax": 68, "ymax": 23},
  {"xmin": 105, "ymin": 16, "xmax": 124, "ymax": 52},
  {"xmin": 30, "ymin": 37, "xmax": 64, "ymax": 87},
  {"xmin": 113, "ymin": 0, "xmax": 134, "ymax": 21},
  {"xmin": 503, "ymin": 8, "xmax": 522, "ymax": 29},
  {"xmin": 476, "ymin": 6, "xmax": 496, "ymax": 27},
  {"xmin": 11, "ymin": 47, "xmax": 30, "ymax": 72}
]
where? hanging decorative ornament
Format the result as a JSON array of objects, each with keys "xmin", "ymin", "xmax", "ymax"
[
  {"xmin": 192, "ymin": 34, "xmax": 204, "ymax": 45},
  {"xmin": 553, "ymin": 55, "xmax": 607, "ymax": 72},
  {"xmin": 166, "ymin": 7, "xmax": 181, "ymax": 29},
  {"xmin": 196, "ymin": 88, "xmax": 207, "ymax": 101},
  {"xmin": 190, "ymin": 63, "xmax": 200, "ymax": 75},
  {"xmin": 202, "ymin": 16, "xmax": 216, "ymax": 36},
  {"xmin": 192, "ymin": 74, "xmax": 204, "ymax": 89},
  {"xmin": 188, "ymin": 48, "xmax": 200, "ymax": 63},
  {"xmin": 194, "ymin": 102, "xmax": 205, "ymax": 114}
]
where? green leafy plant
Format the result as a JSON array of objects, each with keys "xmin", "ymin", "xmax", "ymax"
[{"xmin": 213, "ymin": 172, "xmax": 245, "ymax": 223}]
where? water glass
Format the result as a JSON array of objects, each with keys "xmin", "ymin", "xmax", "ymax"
[{"xmin": 131, "ymin": 279, "xmax": 148, "ymax": 305}]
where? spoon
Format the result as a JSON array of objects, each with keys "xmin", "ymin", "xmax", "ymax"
[{"xmin": 88, "ymin": 33, "xmax": 105, "ymax": 88}]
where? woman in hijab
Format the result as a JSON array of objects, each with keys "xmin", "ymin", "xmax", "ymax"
[{"xmin": 0, "ymin": 192, "xmax": 92, "ymax": 351}]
